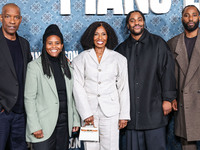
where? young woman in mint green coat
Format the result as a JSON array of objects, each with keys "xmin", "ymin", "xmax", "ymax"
[{"xmin": 24, "ymin": 24, "xmax": 80, "ymax": 150}]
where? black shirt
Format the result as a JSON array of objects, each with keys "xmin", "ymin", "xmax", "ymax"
[
  {"xmin": 6, "ymin": 37, "xmax": 24, "ymax": 113},
  {"xmin": 184, "ymin": 35, "xmax": 197, "ymax": 61}
]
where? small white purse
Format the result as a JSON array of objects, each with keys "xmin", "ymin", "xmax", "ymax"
[{"xmin": 79, "ymin": 125, "xmax": 99, "ymax": 142}]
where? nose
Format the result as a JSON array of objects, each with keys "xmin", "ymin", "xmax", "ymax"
[
  {"xmin": 52, "ymin": 43, "xmax": 56, "ymax": 47},
  {"xmin": 189, "ymin": 15, "xmax": 193, "ymax": 21},
  {"xmin": 9, "ymin": 17, "xmax": 15, "ymax": 24},
  {"xmin": 98, "ymin": 34, "xmax": 102, "ymax": 40}
]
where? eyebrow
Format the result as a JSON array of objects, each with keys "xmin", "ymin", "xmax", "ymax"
[
  {"xmin": 129, "ymin": 17, "xmax": 143, "ymax": 20},
  {"xmin": 184, "ymin": 12, "xmax": 198, "ymax": 15}
]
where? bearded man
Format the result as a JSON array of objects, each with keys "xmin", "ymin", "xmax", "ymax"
[
  {"xmin": 115, "ymin": 10, "xmax": 176, "ymax": 150},
  {"xmin": 168, "ymin": 5, "xmax": 200, "ymax": 150}
]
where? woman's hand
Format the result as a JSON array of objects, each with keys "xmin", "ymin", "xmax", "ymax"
[
  {"xmin": 84, "ymin": 116, "xmax": 94, "ymax": 125},
  {"xmin": 33, "ymin": 130, "xmax": 44, "ymax": 139},
  {"xmin": 72, "ymin": 126, "xmax": 80, "ymax": 132},
  {"xmin": 119, "ymin": 120, "xmax": 128, "ymax": 129}
]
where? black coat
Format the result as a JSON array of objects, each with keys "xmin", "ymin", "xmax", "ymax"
[
  {"xmin": 0, "ymin": 27, "xmax": 32, "ymax": 112},
  {"xmin": 115, "ymin": 29, "xmax": 176, "ymax": 130}
]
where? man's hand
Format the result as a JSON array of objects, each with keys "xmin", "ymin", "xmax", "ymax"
[
  {"xmin": 171, "ymin": 99, "xmax": 178, "ymax": 111},
  {"xmin": 162, "ymin": 101, "xmax": 172, "ymax": 116}
]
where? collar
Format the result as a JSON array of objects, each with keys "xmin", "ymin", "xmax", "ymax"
[{"xmin": 128, "ymin": 29, "xmax": 148, "ymax": 48}]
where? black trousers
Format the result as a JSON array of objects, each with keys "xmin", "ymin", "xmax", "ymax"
[
  {"xmin": 126, "ymin": 126, "xmax": 167, "ymax": 150},
  {"xmin": 0, "ymin": 111, "xmax": 27, "ymax": 150},
  {"xmin": 33, "ymin": 113, "xmax": 69, "ymax": 150}
]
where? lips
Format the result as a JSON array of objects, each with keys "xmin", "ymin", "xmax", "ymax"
[
  {"xmin": 188, "ymin": 22, "xmax": 194, "ymax": 26},
  {"xmin": 97, "ymin": 41, "xmax": 104, "ymax": 44},
  {"xmin": 50, "ymin": 49, "xmax": 58, "ymax": 53},
  {"xmin": 134, "ymin": 25, "xmax": 142, "ymax": 29},
  {"xmin": 8, "ymin": 26, "xmax": 16, "ymax": 29}
]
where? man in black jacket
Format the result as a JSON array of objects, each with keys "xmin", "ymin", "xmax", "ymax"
[
  {"xmin": 115, "ymin": 10, "xmax": 176, "ymax": 150},
  {"xmin": 0, "ymin": 3, "xmax": 32, "ymax": 150}
]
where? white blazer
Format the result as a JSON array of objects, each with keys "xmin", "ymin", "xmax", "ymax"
[{"xmin": 73, "ymin": 48, "xmax": 130, "ymax": 121}]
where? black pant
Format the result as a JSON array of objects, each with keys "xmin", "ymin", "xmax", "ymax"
[
  {"xmin": 0, "ymin": 111, "xmax": 27, "ymax": 150},
  {"xmin": 126, "ymin": 126, "xmax": 167, "ymax": 150},
  {"xmin": 33, "ymin": 113, "xmax": 69, "ymax": 150}
]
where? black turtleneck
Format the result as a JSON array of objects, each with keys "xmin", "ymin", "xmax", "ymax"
[{"xmin": 48, "ymin": 54, "xmax": 68, "ymax": 114}]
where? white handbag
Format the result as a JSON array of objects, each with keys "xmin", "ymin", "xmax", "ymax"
[{"xmin": 79, "ymin": 125, "xmax": 99, "ymax": 142}]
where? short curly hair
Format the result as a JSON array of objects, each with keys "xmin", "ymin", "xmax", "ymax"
[{"xmin": 80, "ymin": 21, "xmax": 118, "ymax": 50}]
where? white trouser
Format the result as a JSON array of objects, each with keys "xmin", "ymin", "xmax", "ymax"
[{"xmin": 84, "ymin": 106, "xmax": 119, "ymax": 150}]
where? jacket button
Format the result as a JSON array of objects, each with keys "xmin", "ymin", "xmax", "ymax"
[
  {"xmin": 97, "ymin": 94, "xmax": 100, "ymax": 97},
  {"xmin": 98, "ymin": 81, "xmax": 101, "ymax": 84},
  {"xmin": 98, "ymin": 69, "xmax": 101, "ymax": 72},
  {"xmin": 14, "ymin": 96, "xmax": 17, "ymax": 99},
  {"xmin": 198, "ymin": 90, "xmax": 200, "ymax": 93}
]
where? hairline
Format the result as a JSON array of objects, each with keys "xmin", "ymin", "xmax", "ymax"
[
  {"xmin": 182, "ymin": 5, "xmax": 200, "ymax": 16},
  {"xmin": 1, "ymin": 3, "xmax": 21, "ymax": 16}
]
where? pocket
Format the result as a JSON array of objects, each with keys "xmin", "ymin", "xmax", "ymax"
[
  {"xmin": 0, "ymin": 105, "xmax": 4, "ymax": 114},
  {"xmin": 109, "ymin": 91, "xmax": 119, "ymax": 101}
]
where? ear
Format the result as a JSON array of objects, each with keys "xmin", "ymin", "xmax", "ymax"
[
  {"xmin": 0, "ymin": 14, "xmax": 2, "ymax": 23},
  {"xmin": 127, "ymin": 24, "xmax": 129, "ymax": 30},
  {"xmin": 19, "ymin": 16, "xmax": 22, "ymax": 24}
]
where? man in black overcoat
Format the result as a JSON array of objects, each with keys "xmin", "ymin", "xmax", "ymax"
[{"xmin": 115, "ymin": 10, "xmax": 176, "ymax": 150}]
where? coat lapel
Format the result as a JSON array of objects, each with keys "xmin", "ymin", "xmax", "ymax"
[
  {"xmin": 19, "ymin": 36, "xmax": 27, "ymax": 79},
  {"xmin": 175, "ymin": 33, "xmax": 189, "ymax": 77},
  {"xmin": 184, "ymin": 30, "xmax": 200, "ymax": 87},
  {"xmin": 37, "ymin": 58, "xmax": 58, "ymax": 98},
  {"xmin": 44, "ymin": 75, "xmax": 58, "ymax": 99},
  {"xmin": 89, "ymin": 48, "xmax": 99, "ymax": 64}
]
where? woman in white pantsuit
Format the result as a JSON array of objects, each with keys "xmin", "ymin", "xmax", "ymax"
[{"xmin": 73, "ymin": 21, "xmax": 130, "ymax": 150}]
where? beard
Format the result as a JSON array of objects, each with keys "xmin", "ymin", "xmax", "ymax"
[
  {"xmin": 182, "ymin": 20, "xmax": 199, "ymax": 32},
  {"xmin": 129, "ymin": 25, "xmax": 144, "ymax": 36}
]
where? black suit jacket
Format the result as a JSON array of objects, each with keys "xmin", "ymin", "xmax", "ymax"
[{"xmin": 0, "ymin": 27, "xmax": 32, "ymax": 112}]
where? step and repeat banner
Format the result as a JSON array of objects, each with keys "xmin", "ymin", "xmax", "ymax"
[{"xmin": 0, "ymin": 0, "xmax": 200, "ymax": 150}]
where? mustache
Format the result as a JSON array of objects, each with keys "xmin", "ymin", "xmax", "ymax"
[
  {"xmin": 187, "ymin": 21, "xmax": 195, "ymax": 25},
  {"xmin": 133, "ymin": 24, "xmax": 143, "ymax": 27}
]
